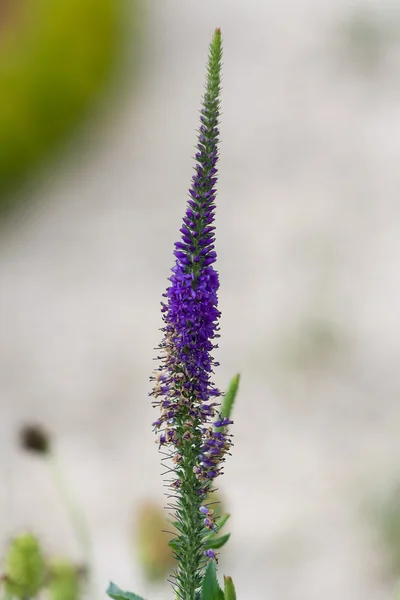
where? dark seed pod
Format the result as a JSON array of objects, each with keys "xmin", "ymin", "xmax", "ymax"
[{"xmin": 19, "ymin": 424, "xmax": 51, "ymax": 455}]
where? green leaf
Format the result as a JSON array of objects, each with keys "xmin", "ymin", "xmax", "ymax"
[
  {"xmin": 168, "ymin": 538, "xmax": 181, "ymax": 553},
  {"xmin": 217, "ymin": 374, "xmax": 240, "ymax": 427},
  {"xmin": 223, "ymin": 576, "xmax": 237, "ymax": 600},
  {"xmin": 106, "ymin": 581, "xmax": 146, "ymax": 600},
  {"xmin": 201, "ymin": 561, "xmax": 224, "ymax": 600},
  {"xmin": 216, "ymin": 513, "xmax": 230, "ymax": 530},
  {"xmin": 204, "ymin": 533, "xmax": 231, "ymax": 550}
]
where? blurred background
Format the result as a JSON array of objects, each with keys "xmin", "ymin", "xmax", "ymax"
[{"xmin": 1, "ymin": 1, "xmax": 400, "ymax": 599}]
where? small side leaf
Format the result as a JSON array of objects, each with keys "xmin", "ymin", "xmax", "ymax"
[
  {"xmin": 168, "ymin": 538, "xmax": 181, "ymax": 553},
  {"xmin": 204, "ymin": 533, "xmax": 231, "ymax": 550},
  {"xmin": 201, "ymin": 561, "xmax": 224, "ymax": 600},
  {"xmin": 223, "ymin": 576, "xmax": 237, "ymax": 600},
  {"xmin": 216, "ymin": 513, "xmax": 230, "ymax": 530},
  {"xmin": 218, "ymin": 374, "xmax": 240, "ymax": 426},
  {"xmin": 107, "ymin": 581, "xmax": 146, "ymax": 600}
]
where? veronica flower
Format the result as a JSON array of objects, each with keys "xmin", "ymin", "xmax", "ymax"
[
  {"xmin": 149, "ymin": 28, "xmax": 233, "ymax": 600},
  {"xmin": 106, "ymin": 28, "xmax": 239, "ymax": 600}
]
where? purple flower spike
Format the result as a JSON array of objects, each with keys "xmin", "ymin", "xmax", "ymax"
[
  {"xmin": 150, "ymin": 28, "xmax": 232, "ymax": 488},
  {"xmin": 149, "ymin": 29, "xmax": 233, "ymax": 599}
]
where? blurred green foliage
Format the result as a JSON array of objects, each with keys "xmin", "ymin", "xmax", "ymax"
[
  {"xmin": 47, "ymin": 559, "xmax": 81, "ymax": 600},
  {"xmin": 338, "ymin": 5, "xmax": 400, "ymax": 74},
  {"xmin": 3, "ymin": 533, "xmax": 46, "ymax": 598},
  {"xmin": 370, "ymin": 486, "xmax": 400, "ymax": 578},
  {"xmin": 341, "ymin": 6, "xmax": 386, "ymax": 70},
  {"xmin": 135, "ymin": 501, "xmax": 177, "ymax": 582},
  {"xmin": 1, "ymin": 533, "xmax": 83, "ymax": 600},
  {"xmin": 0, "ymin": 0, "xmax": 137, "ymax": 203},
  {"xmin": 278, "ymin": 316, "xmax": 346, "ymax": 372}
]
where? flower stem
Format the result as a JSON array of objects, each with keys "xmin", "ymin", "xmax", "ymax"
[{"xmin": 47, "ymin": 454, "xmax": 94, "ymax": 599}]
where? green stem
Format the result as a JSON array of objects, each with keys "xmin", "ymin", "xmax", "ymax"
[
  {"xmin": 174, "ymin": 418, "xmax": 204, "ymax": 600},
  {"xmin": 47, "ymin": 453, "xmax": 95, "ymax": 599}
]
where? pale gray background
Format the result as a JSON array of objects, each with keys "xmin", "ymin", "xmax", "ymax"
[{"xmin": 2, "ymin": 1, "xmax": 400, "ymax": 599}]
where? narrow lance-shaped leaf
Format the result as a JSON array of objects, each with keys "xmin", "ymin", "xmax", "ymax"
[
  {"xmin": 201, "ymin": 562, "xmax": 224, "ymax": 600},
  {"xmin": 216, "ymin": 374, "xmax": 240, "ymax": 430},
  {"xmin": 215, "ymin": 513, "xmax": 230, "ymax": 530},
  {"xmin": 223, "ymin": 576, "xmax": 237, "ymax": 600},
  {"xmin": 204, "ymin": 533, "xmax": 231, "ymax": 550}
]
